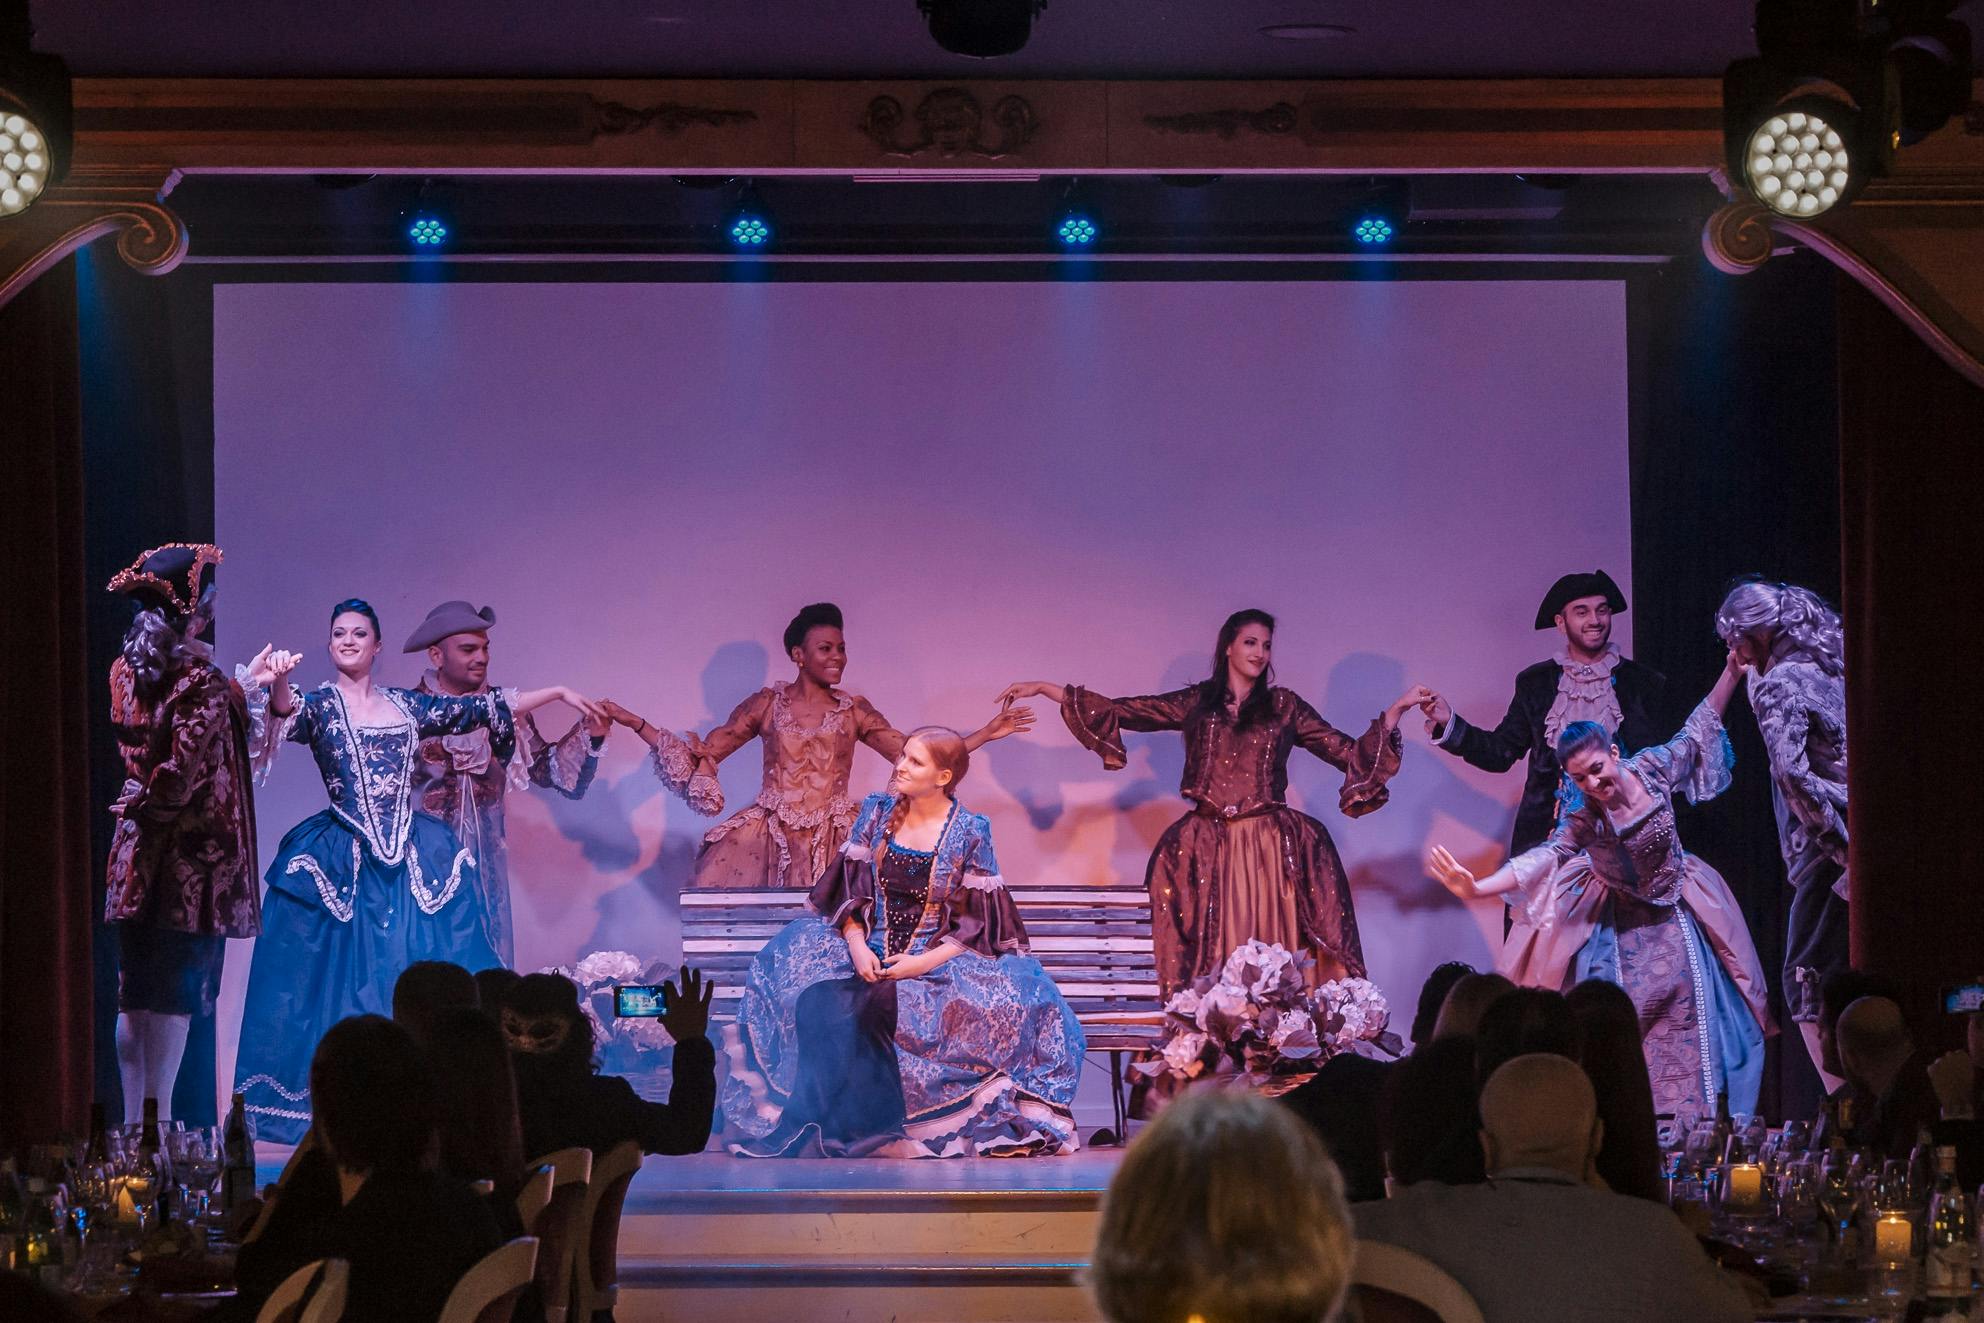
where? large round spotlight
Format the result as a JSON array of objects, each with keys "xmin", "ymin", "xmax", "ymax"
[
  {"xmin": 1742, "ymin": 106, "xmax": 1852, "ymax": 217},
  {"xmin": 0, "ymin": 111, "xmax": 51, "ymax": 217}
]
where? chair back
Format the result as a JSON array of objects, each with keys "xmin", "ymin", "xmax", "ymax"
[
  {"xmin": 438, "ymin": 1237, "xmax": 540, "ymax": 1323},
  {"xmin": 571, "ymin": 1141, "xmax": 643, "ymax": 1321},
  {"xmin": 515, "ymin": 1163, "xmax": 555, "ymax": 1234},
  {"xmin": 528, "ymin": 1147, "xmax": 593, "ymax": 1323},
  {"xmin": 255, "ymin": 1257, "xmax": 349, "ymax": 1323},
  {"xmin": 1350, "ymin": 1241, "xmax": 1486, "ymax": 1323}
]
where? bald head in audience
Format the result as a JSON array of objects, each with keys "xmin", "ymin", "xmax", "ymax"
[
  {"xmin": 1433, "ymin": 972, "xmax": 1516, "ymax": 1041},
  {"xmin": 1478, "ymin": 1054, "xmax": 1602, "ymax": 1182},
  {"xmin": 1836, "ymin": 996, "xmax": 1914, "ymax": 1095}
]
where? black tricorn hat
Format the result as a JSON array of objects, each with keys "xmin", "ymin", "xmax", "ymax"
[
  {"xmin": 107, "ymin": 542, "xmax": 222, "ymax": 616},
  {"xmin": 1535, "ymin": 570, "xmax": 1627, "ymax": 630}
]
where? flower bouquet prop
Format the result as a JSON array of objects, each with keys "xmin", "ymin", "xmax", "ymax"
[
  {"xmin": 538, "ymin": 949, "xmax": 680, "ymax": 1075},
  {"xmin": 1134, "ymin": 939, "xmax": 1400, "ymax": 1092}
]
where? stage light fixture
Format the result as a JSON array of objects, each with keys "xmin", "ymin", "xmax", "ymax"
[
  {"xmin": 0, "ymin": 10, "xmax": 71, "ymax": 217},
  {"xmin": 1722, "ymin": 0, "xmax": 1971, "ymax": 217},
  {"xmin": 726, "ymin": 183, "xmax": 773, "ymax": 248},
  {"xmin": 1353, "ymin": 216, "xmax": 1394, "ymax": 244},
  {"xmin": 406, "ymin": 214, "xmax": 449, "ymax": 247},
  {"xmin": 918, "ymin": 0, "xmax": 1047, "ymax": 58}
]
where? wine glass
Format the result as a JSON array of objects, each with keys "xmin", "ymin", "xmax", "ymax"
[
  {"xmin": 1817, "ymin": 1148, "xmax": 1864, "ymax": 1258},
  {"xmin": 124, "ymin": 1148, "xmax": 160, "ymax": 1234},
  {"xmin": 169, "ymin": 1127, "xmax": 220, "ymax": 1224},
  {"xmin": 1778, "ymin": 1160, "xmax": 1820, "ymax": 1223}
]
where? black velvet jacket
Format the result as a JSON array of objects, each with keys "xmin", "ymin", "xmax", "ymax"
[{"xmin": 1436, "ymin": 656, "xmax": 1670, "ymax": 855}]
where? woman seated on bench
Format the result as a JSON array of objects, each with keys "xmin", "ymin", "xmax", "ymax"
[{"xmin": 723, "ymin": 727, "xmax": 1086, "ymax": 1157}]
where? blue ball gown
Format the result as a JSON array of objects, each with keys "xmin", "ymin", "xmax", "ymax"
[
  {"xmin": 722, "ymin": 793, "xmax": 1086, "ymax": 1157},
  {"xmin": 233, "ymin": 682, "xmax": 508, "ymax": 1142}
]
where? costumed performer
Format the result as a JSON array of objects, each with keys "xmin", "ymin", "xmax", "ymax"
[
  {"xmin": 1427, "ymin": 652, "xmax": 1772, "ymax": 1120},
  {"xmin": 233, "ymin": 598, "xmax": 603, "ymax": 1142},
  {"xmin": 1001, "ymin": 609, "xmax": 1427, "ymax": 993},
  {"xmin": 722, "ymin": 728, "xmax": 1086, "ymax": 1157},
  {"xmin": 404, "ymin": 600, "xmax": 610, "ymax": 967},
  {"xmin": 605, "ymin": 601, "xmax": 1031, "ymax": 889},
  {"xmin": 104, "ymin": 542, "xmax": 298, "ymax": 1121},
  {"xmin": 1420, "ymin": 569, "xmax": 1671, "ymax": 858},
  {"xmin": 1717, "ymin": 578, "xmax": 1849, "ymax": 1081}
]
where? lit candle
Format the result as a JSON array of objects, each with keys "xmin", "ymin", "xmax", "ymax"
[
  {"xmin": 1725, "ymin": 1163, "xmax": 1766, "ymax": 1214},
  {"xmin": 1874, "ymin": 1212, "xmax": 1913, "ymax": 1264},
  {"xmin": 112, "ymin": 1176, "xmax": 138, "ymax": 1224}
]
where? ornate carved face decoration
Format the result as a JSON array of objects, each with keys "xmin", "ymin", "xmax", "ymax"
[
  {"xmin": 502, "ymin": 1007, "xmax": 573, "ymax": 1056},
  {"xmin": 919, "ymin": 89, "xmax": 982, "ymax": 154}
]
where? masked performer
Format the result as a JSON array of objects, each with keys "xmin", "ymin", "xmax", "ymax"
[
  {"xmin": 1421, "ymin": 570, "xmax": 1670, "ymax": 858},
  {"xmin": 1001, "ymin": 609, "xmax": 1426, "ymax": 993},
  {"xmin": 1428, "ymin": 654, "xmax": 1772, "ymax": 1120},
  {"xmin": 105, "ymin": 543, "xmax": 295, "ymax": 1121},
  {"xmin": 722, "ymin": 729, "xmax": 1085, "ymax": 1157},
  {"xmin": 404, "ymin": 601, "xmax": 608, "ymax": 966},
  {"xmin": 233, "ymin": 598, "xmax": 602, "ymax": 1142},
  {"xmin": 606, "ymin": 602, "xmax": 1029, "ymax": 889},
  {"xmin": 1717, "ymin": 578, "xmax": 1849, "ymax": 1077}
]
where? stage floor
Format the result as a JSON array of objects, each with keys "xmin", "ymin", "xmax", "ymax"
[{"xmin": 625, "ymin": 1146, "xmax": 1124, "ymax": 1200}]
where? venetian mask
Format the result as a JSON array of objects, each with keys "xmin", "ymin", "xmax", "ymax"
[{"xmin": 501, "ymin": 1007, "xmax": 572, "ymax": 1056}]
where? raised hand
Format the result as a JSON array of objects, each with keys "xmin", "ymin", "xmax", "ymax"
[
  {"xmin": 1426, "ymin": 845, "xmax": 1480, "ymax": 900},
  {"xmin": 997, "ymin": 680, "xmax": 1065, "ymax": 707},
  {"xmin": 1386, "ymin": 684, "xmax": 1437, "ymax": 727},
  {"xmin": 244, "ymin": 645, "xmax": 303, "ymax": 689},
  {"xmin": 1421, "ymin": 690, "xmax": 1453, "ymax": 736},
  {"xmin": 660, "ymin": 966, "xmax": 714, "ymax": 1043},
  {"xmin": 981, "ymin": 699, "xmax": 1036, "ymax": 743},
  {"xmin": 557, "ymin": 687, "xmax": 609, "ymax": 725},
  {"xmin": 599, "ymin": 699, "xmax": 646, "ymax": 729}
]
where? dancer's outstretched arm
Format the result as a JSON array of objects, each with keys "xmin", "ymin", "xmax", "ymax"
[{"xmin": 1427, "ymin": 844, "xmax": 1521, "ymax": 900}]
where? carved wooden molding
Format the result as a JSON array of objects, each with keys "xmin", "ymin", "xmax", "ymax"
[
  {"xmin": 858, "ymin": 88, "xmax": 1037, "ymax": 159},
  {"xmin": 0, "ymin": 165, "xmax": 186, "ymax": 309},
  {"xmin": 1142, "ymin": 102, "xmax": 1299, "ymax": 140}
]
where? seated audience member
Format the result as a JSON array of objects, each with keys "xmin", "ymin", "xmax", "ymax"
[
  {"xmin": 1378, "ymin": 1035, "xmax": 1480, "ymax": 1190},
  {"xmin": 1409, "ymin": 986, "xmax": 1582, "ymax": 1188},
  {"xmin": 1567, "ymin": 978, "xmax": 1665, "ymax": 1201},
  {"xmin": 1090, "ymin": 1089, "xmax": 1354, "ymax": 1323},
  {"xmin": 474, "ymin": 965, "xmax": 524, "ymax": 1014},
  {"xmin": 234, "ymin": 1016, "xmax": 503, "ymax": 1323},
  {"xmin": 1430, "ymin": 972, "xmax": 1516, "ymax": 1041},
  {"xmin": 1281, "ymin": 961, "xmax": 1477, "ymax": 1202},
  {"xmin": 393, "ymin": 959, "xmax": 481, "ymax": 1047},
  {"xmin": 505, "ymin": 969, "xmax": 717, "ymax": 1160},
  {"xmin": 429, "ymin": 1006, "xmax": 529, "ymax": 1234},
  {"xmin": 1356, "ymin": 1054, "xmax": 1754, "ymax": 1323},
  {"xmin": 1816, "ymin": 968, "xmax": 1902, "ymax": 1135},
  {"xmin": 1928, "ymin": 1010, "xmax": 1984, "ymax": 1189},
  {"xmin": 1838, "ymin": 995, "xmax": 1939, "ymax": 1160}
]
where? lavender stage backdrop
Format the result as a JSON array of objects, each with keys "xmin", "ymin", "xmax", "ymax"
[{"xmin": 210, "ymin": 276, "xmax": 1631, "ymax": 1101}]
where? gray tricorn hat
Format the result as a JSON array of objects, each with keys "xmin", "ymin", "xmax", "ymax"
[{"xmin": 403, "ymin": 600, "xmax": 497, "ymax": 652}]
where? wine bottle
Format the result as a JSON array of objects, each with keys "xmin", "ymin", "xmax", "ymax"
[
  {"xmin": 1923, "ymin": 1145, "xmax": 1974, "ymax": 1316},
  {"xmin": 221, "ymin": 1092, "xmax": 257, "ymax": 1211}
]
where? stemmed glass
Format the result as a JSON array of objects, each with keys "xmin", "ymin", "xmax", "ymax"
[
  {"xmin": 1817, "ymin": 1147, "xmax": 1865, "ymax": 1259},
  {"xmin": 168, "ymin": 1127, "xmax": 220, "ymax": 1224}
]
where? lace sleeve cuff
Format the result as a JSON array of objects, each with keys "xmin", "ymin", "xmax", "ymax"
[
  {"xmin": 1673, "ymin": 700, "xmax": 1736, "ymax": 805},
  {"xmin": 236, "ymin": 665, "xmax": 298, "ymax": 784},
  {"xmin": 648, "ymin": 728, "xmax": 724, "ymax": 816}
]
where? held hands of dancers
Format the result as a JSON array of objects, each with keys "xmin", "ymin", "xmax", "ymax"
[
  {"xmin": 998, "ymin": 680, "xmax": 1067, "ymax": 707},
  {"xmin": 245, "ymin": 644, "xmax": 304, "ymax": 714},
  {"xmin": 1385, "ymin": 685, "xmax": 1437, "ymax": 729},
  {"xmin": 1426, "ymin": 844, "xmax": 1519, "ymax": 900}
]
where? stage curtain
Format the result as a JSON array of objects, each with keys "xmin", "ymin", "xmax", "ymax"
[
  {"xmin": 0, "ymin": 259, "xmax": 96, "ymax": 1144},
  {"xmin": 1836, "ymin": 278, "xmax": 1984, "ymax": 1021},
  {"xmin": 1629, "ymin": 251, "xmax": 1843, "ymax": 1122}
]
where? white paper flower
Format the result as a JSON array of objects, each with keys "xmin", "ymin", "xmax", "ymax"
[
  {"xmin": 1160, "ymin": 1030, "xmax": 1211, "ymax": 1076},
  {"xmin": 572, "ymin": 950, "xmax": 645, "ymax": 988},
  {"xmin": 1268, "ymin": 1009, "xmax": 1322, "ymax": 1059},
  {"xmin": 1321, "ymin": 978, "xmax": 1391, "ymax": 1041},
  {"xmin": 1195, "ymin": 982, "xmax": 1255, "ymax": 1041},
  {"xmin": 1164, "ymin": 986, "xmax": 1204, "ymax": 1019}
]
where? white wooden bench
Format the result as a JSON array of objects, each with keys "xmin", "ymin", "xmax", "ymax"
[{"xmin": 680, "ymin": 886, "xmax": 1164, "ymax": 1139}]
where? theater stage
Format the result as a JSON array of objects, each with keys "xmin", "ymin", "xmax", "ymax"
[{"xmin": 260, "ymin": 1147, "xmax": 1123, "ymax": 1323}]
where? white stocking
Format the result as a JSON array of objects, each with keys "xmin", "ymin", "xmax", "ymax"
[
  {"xmin": 115, "ymin": 1012, "xmax": 149, "ymax": 1124},
  {"xmin": 141, "ymin": 1013, "xmax": 194, "ymax": 1121}
]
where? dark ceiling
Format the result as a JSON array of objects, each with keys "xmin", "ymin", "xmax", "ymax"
[{"xmin": 27, "ymin": 0, "xmax": 1804, "ymax": 81}]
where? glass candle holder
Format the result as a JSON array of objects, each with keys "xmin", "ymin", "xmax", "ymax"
[
  {"xmin": 1723, "ymin": 1162, "xmax": 1768, "ymax": 1217},
  {"xmin": 1872, "ymin": 1210, "xmax": 1913, "ymax": 1266}
]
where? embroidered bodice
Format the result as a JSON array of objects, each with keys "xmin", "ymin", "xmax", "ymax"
[
  {"xmin": 1060, "ymin": 684, "xmax": 1401, "ymax": 819},
  {"xmin": 681, "ymin": 685, "xmax": 904, "ymax": 823},
  {"xmin": 1512, "ymin": 700, "xmax": 1733, "ymax": 906},
  {"xmin": 255, "ymin": 682, "xmax": 515, "ymax": 863},
  {"xmin": 876, "ymin": 840, "xmax": 938, "ymax": 958}
]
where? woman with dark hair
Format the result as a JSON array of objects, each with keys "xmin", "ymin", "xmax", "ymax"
[
  {"xmin": 102, "ymin": 542, "xmax": 298, "ymax": 1120},
  {"xmin": 1002, "ymin": 610, "xmax": 1428, "ymax": 991},
  {"xmin": 1567, "ymin": 978, "xmax": 1666, "ymax": 1202},
  {"xmin": 428, "ymin": 1007, "xmax": 525, "ymax": 1191},
  {"xmin": 1717, "ymin": 578, "xmax": 1850, "ymax": 1079},
  {"xmin": 1429, "ymin": 653, "xmax": 1771, "ymax": 1121},
  {"xmin": 724, "ymin": 729, "xmax": 1086, "ymax": 1157},
  {"xmin": 605, "ymin": 602, "xmax": 1031, "ymax": 889},
  {"xmin": 504, "ymin": 969, "xmax": 718, "ymax": 1161},
  {"xmin": 233, "ymin": 598, "xmax": 603, "ymax": 1143}
]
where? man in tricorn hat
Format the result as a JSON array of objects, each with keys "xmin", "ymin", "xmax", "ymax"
[
  {"xmin": 404, "ymin": 601, "xmax": 608, "ymax": 966},
  {"xmin": 1421, "ymin": 570, "xmax": 1671, "ymax": 858}
]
